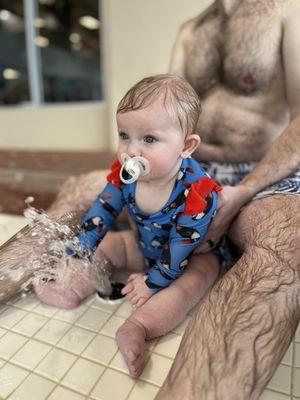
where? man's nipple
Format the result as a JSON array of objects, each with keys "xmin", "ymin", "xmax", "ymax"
[{"xmin": 243, "ymin": 73, "xmax": 254, "ymax": 85}]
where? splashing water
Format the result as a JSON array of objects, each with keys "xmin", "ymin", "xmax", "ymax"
[{"xmin": 0, "ymin": 199, "xmax": 112, "ymax": 297}]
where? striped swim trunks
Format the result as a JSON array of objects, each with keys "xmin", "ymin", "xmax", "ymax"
[{"xmin": 199, "ymin": 161, "xmax": 300, "ymax": 269}]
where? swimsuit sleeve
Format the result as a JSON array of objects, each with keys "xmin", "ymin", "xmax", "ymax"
[
  {"xmin": 67, "ymin": 160, "xmax": 125, "ymax": 258},
  {"xmin": 145, "ymin": 177, "xmax": 221, "ymax": 294}
]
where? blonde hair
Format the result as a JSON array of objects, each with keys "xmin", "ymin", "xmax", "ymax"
[{"xmin": 117, "ymin": 74, "xmax": 201, "ymax": 136}]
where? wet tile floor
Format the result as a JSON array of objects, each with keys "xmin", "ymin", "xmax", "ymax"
[{"xmin": 0, "ymin": 213, "xmax": 299, "ymax": 400}]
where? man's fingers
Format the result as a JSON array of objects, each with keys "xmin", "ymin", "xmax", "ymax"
[
  {"xmin": 127, "ymin": 273, "xmax": 139, "ymax": 283},
  {"xmin": 135, "ymin": 298, "xmax": 146, "ymax": 308},
  {"xmin": 128, "ymin": 293, "xmax": 139, "ymax": 305},
  {"xmin": 121, "ymin": 282, "xmax": 134, "ymax": 295}
]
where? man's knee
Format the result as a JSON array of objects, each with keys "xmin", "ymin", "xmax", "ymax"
[{"xmin": 230, "ymin": 196, "xmax": 300, "ymax": 269}]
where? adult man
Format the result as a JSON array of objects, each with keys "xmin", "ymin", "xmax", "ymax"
[
  {"xmin": 0, "ymin": 0, "xmax": 299, "ymax": 398},
  {"xmin": 156, "ymin": 0, "xmax": 300, "ymax": 398}
]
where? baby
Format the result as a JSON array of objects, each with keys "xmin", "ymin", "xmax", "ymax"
[{"xmin": 36, "ymin": 74, "xmax": 222, "ymax": 377}]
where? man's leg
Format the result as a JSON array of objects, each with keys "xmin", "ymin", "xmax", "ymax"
[
  {"xmin": 0, "ymin": 170, "xmax": 109, "ymax": 304},
  {"xmin": 116, "ymin": 252, "xmax": 220, "ymax": 377},
  {"xmin": 156, "ymin": 195, "xmax": 300, "ymax": 400}
]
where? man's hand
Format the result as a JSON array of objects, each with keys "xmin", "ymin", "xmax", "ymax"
[
  {"xmin": 121, "ymin": 273, "xmax": 153, "ymax": 308},
  {"xmin": 198, "ymin": 184, "xmax": 252, "ymax": 252}
]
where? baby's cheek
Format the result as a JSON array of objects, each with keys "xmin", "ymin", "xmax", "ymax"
[{"xmin": 149, "ymin": 159, "xmax": 170, "ymax": 175}]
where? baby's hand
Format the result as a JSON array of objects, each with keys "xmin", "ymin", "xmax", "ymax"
[{"xmin": 121, "ymin": 273, "xmax": 153, "ymax": 308}]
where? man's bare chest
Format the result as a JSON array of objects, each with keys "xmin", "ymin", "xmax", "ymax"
[{"xmin": 184, "ymin": 1, "xmax": 283, "ymax": 97}]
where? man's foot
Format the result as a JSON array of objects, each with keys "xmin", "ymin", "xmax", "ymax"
[{"xmin": 116, "ymin": 319, "xmax": 148, "ymax": 378}]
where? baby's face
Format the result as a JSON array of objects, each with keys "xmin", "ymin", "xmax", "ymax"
[{"xmin": 116, "ymin": 98, "xmax": 186, "ymax": 182}]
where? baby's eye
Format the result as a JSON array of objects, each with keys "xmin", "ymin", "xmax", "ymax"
[
  {"xmin": 144, "ymin": 135, "xmax": 156, "ymax": 144},
  {"xmin": 119, "ymin": 132, "xmax": 129, "ymax": 140}
]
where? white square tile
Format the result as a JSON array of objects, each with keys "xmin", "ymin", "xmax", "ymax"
[
  {"xmin": 281, "ymin": 342, "xmax": 293, "ymax": 366},
  {"xmin": 82, "ymin": 334, "xmax": 118, "ymax": 365},
  {"xmin": 0, "ymin": 327, "xmax": 7, "ymax": 337},
  {"xmin": 34, "ymin": 302, "xmax": 58, "ymax": 317},
  {"xmin": 259, "ymin": 389, "xmax": 290, "ymax": 399},
  {"xmin": 34, "ymin": 318, "xmax": 71, "ymax": 344},
  {"xmin": 0, "ymin": 332, "xmax": 28, "ymax": 360},
  {"xmin": 140, "ymin": 354, "xmax": 173, "ymax": 386},
  {"xmin": 0, "ymin": 307, "xmax": 27, "ymax": 329},
  {"xmin": 12, "ymin": 339, "xmax": 52, "ymax": 369},
  {"xmin": 128, "ymin": 381, "xmax": 159, "ymax": 400},
  {"xmin": 35, "ymin": 348, "xmax": 76, "ymax": 382},
  {"xmin": 295, "ymin": 323, "xmax": 300, "ymax": 343},
  {"xmin": 75, "ymin": 308, "xmax": 111, "ymax": 332},
  {"xmin": 91, "ymin": 296, "xmax": 123, "ymax": 313},
  {"xmin": 62, "ymin": 358, "xmax": 104, "ymax": 395},
  {"xmin": 55, "ymin": 304, "xmax": 87, "ymax": 324},
  {"xmin": 48, "ymin": 386, "xmax": 85, "ymax": 400},
  {"xmin": 115, "ymin": 301, "xmax": 133, "ymax": 318},
  {"xmin": 9, "ymin": 373, "xmax": 55, "ymax": 400},
  {"xmin": 0, "ymin": 363, "xmax": 29, "ymax": 398},
  {"xmin": 100, "ymin": 316, "xmax": 126, "ymax": 338},
  {"xmin": 91, "ymin": 368, "xmax": 135, "ymax": 400},
  {"xmin": 109, "ymin": 350, "xmax": 130, "ymax": 374},
  {"xmin": 154, "ymin": 333, "xmax": 182, "ymax": 359},
  {"xmin": 56, "ymin": 326, "xmax": 95, "ymax": 354},
  {"xmin": 12, "ymin": 292, "xmax": 39, "ymax": 311},
  {"xmin": 12, "ymin": 312, "xmax": 48, "ymax": 337},
  {"xmin": 295, "ymin": 343, "xmax": 300, "ymax": 368},
  {"xmin": 267, "ymin": 364, "xmax": 291, "ymax": 394},
  {"xmin": 293, "ymin": 367, "xmax": 300, "ymax": 397}
]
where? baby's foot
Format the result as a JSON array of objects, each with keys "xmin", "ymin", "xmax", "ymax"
[
  {"xmin": 35, "ymin": 281, "xmax": 80, "ymax": 309},
  {"xmin": 116, "ymin": 319, "xmax": 148, "ymax": 378},
  {"xmin": 34, "ymin": 259, "xmax": 97, "ymax": 309}
]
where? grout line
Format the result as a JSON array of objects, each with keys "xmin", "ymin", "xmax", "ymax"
[{"xmin": 291, "ymin": 337, "xmax": 295, "ymax": 398}]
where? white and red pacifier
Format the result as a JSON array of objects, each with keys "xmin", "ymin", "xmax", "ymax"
[{"xmin": 120, "ymin": 153, "xmax": 150, "ymax": 184}]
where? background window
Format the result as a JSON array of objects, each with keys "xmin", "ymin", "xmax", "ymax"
[
  {"xmin": 0, "ymin": 0, "xmax": 102, "ymax": 106},
  {"xmin": 0, "ymin": 0, "xmax": 30, "ymax": 105}
]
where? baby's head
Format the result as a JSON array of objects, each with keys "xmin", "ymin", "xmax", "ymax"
[
  {"xmin": 116, "ymin": 74, "xmax": 201, "ymax": 183},
  {"xmin": 117, "ymin": 73, "xmax": 201, "ymax": 138}
]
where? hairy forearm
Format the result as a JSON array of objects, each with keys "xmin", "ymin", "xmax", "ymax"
[{"xmin": 240, "ymin": 115, "xmax": 300, "ymax": 199}]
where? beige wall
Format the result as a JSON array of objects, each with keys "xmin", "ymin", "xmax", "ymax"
[
  {"xmin": 0, "ymin": 0, "xmax": 213, "ymax": 152},
  {"xmin": 105, "ymin": 0, "xmax": 213, "ymax": 150},
  {"xmin": 0, "ymin": 103, "xmax": 109, "ymax": 151}
]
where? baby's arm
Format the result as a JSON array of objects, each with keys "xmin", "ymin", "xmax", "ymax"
[{"xmin": 68, "ymin": 161, "xmax": 125, "ymax": 258}]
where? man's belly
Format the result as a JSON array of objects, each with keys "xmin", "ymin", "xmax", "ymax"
[{"xmin": 195, "ymin": 87, "xmax": 290, "ymax": 163}]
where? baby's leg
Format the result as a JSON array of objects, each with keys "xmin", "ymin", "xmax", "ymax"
[
  {"xmin": 116, "ymin": 252, "xmax": 220, "ymax": 377},
  {"xmin": 35, "ymin": 230, "xmax": 144, "ymax": 309}
]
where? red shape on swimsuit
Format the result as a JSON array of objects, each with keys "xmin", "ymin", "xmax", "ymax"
[
  {"xmin": 243, "ymin": 73, "xmax": 254, "ymax": 85},
  {"xmin": 182, "ymin": 177, "xmax": 222, "ymax": 216},
  {"xmin": 106, "ymin": 159, "xmax": 122, "ymax": 189}
]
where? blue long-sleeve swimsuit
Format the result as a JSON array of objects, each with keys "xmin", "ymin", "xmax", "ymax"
[{"xmin": 69, "ymin": 157, "xmax": 221, "ymax": 294}]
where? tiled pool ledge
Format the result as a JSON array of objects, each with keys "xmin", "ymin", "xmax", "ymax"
[{"xmin": 0, "ymin": 214, "xmax": 299, "ymax": 399}]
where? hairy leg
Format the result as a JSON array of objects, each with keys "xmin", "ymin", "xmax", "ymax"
[
  {"xmin": 156, "ymin": 195, "xmax": 300, "ymax": 400},
  {"xmin": 116, "ymin": 252, "xmax": 220, "ymax": 378},
  {"xmin": 0, "ymin": 169, "xmax": 109, "ymax": 304}
]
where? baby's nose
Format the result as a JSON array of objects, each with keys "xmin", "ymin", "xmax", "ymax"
[{"xmin": 127, "ymin": 142, "xmax": 141, "ymax": 157}]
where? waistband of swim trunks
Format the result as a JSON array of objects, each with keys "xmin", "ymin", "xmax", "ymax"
[{"xmin": 199, "ymin": 160, "xmax": 300, "ymax": 187}]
